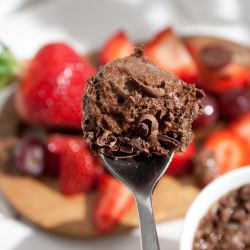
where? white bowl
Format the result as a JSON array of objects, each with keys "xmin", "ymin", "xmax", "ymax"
[{"xmin": 180, "ymin": 166, "xmax": 250, "ymax": 250}]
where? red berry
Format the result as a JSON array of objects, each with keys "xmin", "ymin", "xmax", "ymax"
[
  {"xmin": 219, "ymin": 87, "xmax": 250, "ymax": 121},
  {"xmin": 100, "ymin": 31, "xmax": 134, "ymax": 65},
  {"xmin": 145, "ymin": 27, "xmax": 198, "ymax": 83},
  {"xmin": 15, "ymin": 43, "xmax": 96, "ymax": 129},
  {"xmin": 93, "ymin": 174, "xmax": 134, "ymax": 233},
  {"xmin": 167, "ymin": 143, "xmax": 196, "ymax": 176},
  {"xmin": 14, "ymin": 136, "xmax": 46, "ymax": 177},
  {"xmin": 193, "ymin": 95, "xmax": 218, "ymax": 128},
  {"xmin": 48, "ymin": 135, "xmax": 103, "ymax": 195},
  {"xmin": 14, "ymin": 135, "xmax": 61, "ymax": 177}
]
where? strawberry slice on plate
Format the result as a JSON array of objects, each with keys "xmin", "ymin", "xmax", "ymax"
[
  {"xmin": 194, "ymin": 129, "xmax": 249, "ymax": 187},
  {"xmin": 203, "ymin": 129, "xmax": 248, "ymax": 175},
  {"xmin": 184, "ymin": 36, "xmax": 250, "ymax": 94},
  {"xmin": 230, "ymin": 113, "xmax": 250, "ymax": 147},
  {"xmin": 100, "ymin": 31, "xmax": 134, "ymax": 65},
  {"xmin": 93, "ymin": 174, "xmax": 134, "ymax": 233},
  {"xmin": 145, "ymin": 27, "xmax": 198, "ymax": 83},
  {"xmin": 48, "ymin": 134, "xmax": 103, "ymax": 195},
  {"xmin": 167, "ymin": 143, "xmax": 196, "ymax": 176}
]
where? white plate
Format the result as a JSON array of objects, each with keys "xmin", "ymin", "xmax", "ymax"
[{"xmin": 0, "ymin": 0, "xmax": 249, "ymax": 249}]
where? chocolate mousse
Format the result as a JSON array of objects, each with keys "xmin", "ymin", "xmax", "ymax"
[
  {"xmin": 193, "ymin": 184, "xmax": 250, "ymax": 250},
  {"xmin": 82, "ymin": 48, "xmax": 204, "ymax": 158}
]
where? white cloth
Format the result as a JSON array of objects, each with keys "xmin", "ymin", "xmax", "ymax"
[{"xmin": 0, "ymin": 0, "xmax": 27, "ymax": 20}]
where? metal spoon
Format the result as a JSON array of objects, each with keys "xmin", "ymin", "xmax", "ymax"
[{"xmin": 100, "ymin": 151, "xmax": 174, "ymax": 250}]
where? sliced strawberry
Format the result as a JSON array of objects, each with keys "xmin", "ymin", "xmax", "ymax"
[
  {"xmin": 230, "ymin": 113, "xmax": 250, "ymax": 147},
  {"xmin": 194, "ymin": 129, "xmax": 249, "ymax": 186},
  {"xmin": 93, "ymin": 174, "xmax": 134, "ymax": 233},
  {"xmin": 145, "ymin": 27, "xmax": 198, "ymax": 83},
  {"xmin": 204, "ymin": 130, "xmax": 248, "ymax": 175},
  {"xmin": 167, "ymin": 143, "xmax": 196, "ymax": 176},
  {"xmin": 48, "ymin": 134, "xmax": 103, "ymax": 195},
  {"xmin": 202, "ymin": 63, "xmax": 249, "ymax": 94},
  {"xmin": 184, "ymin": 36, "xmax": 250, "ymax": 94},
  {"xmin": 100, "ymin": 31, "xmax": 134, "ymax": 65}
]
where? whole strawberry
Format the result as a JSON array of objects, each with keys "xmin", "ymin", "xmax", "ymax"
[{"xmin": 12, "ymin": 43, "xmax": 96, "ymax": 129}]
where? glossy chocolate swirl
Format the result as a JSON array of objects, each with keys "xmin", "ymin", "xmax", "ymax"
[{"xmin": 82, "ymin": 48, "xmax": 204, "ymax": 158}]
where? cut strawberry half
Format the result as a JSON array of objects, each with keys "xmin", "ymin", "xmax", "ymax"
[
  {"xmin": 204, "ymin": 130, "xmax": 248, "ymax": 175},
  {"xmin": 145, "ymin": 27, "xmax": 198, "ymax": 83},
  {"xmin": 48, "ymin": 134, "xmax": 103, "ymax": 195},
  {"xmin": 184, "ymin": 36, "xmax": 250, "ymax": 94},
  {"xmin": 100, "ymin": 31, "xmax": 134, "ymax": 65},
  {"xmin": 201, "ymin": 63, "xmax": 249, "ymax": 94},
  {"xmin": 93, "ymin": 174, "xmax": 134, "ymax": 233},
  {"xmin": 167, "ymin": 143, "xmax": 196, "ymax": 176},
  {"xmin": 230, "ymin": 113, "xmax": 250, "ymax": 147}
]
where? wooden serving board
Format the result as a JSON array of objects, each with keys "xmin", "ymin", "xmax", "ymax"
[
  {"xmin": 0, "ymin": 93, "xmax": 199, "ymax": 238},
  {"xmin": 0, "ymin": 171, "xmax": 199, "ymax": 238}
]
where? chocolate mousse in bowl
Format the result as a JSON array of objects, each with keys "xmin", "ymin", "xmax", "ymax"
[
  {"xmin": 181, "ymin": 167, "xmax": 250, "ymax": 250},
  {"xmin": 193, "ymin": 184, "xmax": 250, "ymax": 250}
]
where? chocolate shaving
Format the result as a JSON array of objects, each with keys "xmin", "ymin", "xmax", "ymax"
[
  {"xmin": 133, "ymin": 45, "xmax": 144, "ymax": 57},
  {"xmin": 130, "ymin": 137, "xmax": 144, "ymax": 151},
  {"xmin": 158, "ymin": 134, "xmax": 180, "ymax": 147},
  {"xmin": 130, "ymin": 73, "xmax": 165, "ymax": 97},
  {"xmin": 136, "ymin": 123, "xmax": 149, "ymax": 137},
  {"xmin": 119, "ymin": 145, "xmax": 133, "ymax": 154},
  {"xmin": 157, "ymin": 108, "xmax": 167, "ymax": 119},
  {"xmin": 96, "ymin": 131, "xmax": 117, "ymax": 148},
  {"xmin": 138, "ymin": 114, "xmax": 159, "ymax": 138},
  {"xmin": 110, "ymin": 81, "xmax": 130, "ymax": 102}
]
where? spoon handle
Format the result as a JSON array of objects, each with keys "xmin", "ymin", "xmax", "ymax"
[{"xmin": 135, "ymin": 194, "xmax": 160, "ymax": 250}]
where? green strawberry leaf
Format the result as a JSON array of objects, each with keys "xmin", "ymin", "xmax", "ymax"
[{"xmin": 0, "ymin": 42, "xmax": 19, "ymax": 89}]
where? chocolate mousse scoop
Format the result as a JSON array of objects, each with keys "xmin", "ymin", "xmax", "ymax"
[{"xmin": 82, "ymin": 48, "xmax": 204, "ymax": 158}]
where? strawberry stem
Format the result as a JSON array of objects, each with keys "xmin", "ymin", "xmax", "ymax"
[{"xmin": 0, "ymin": 42, "xmax": 20, "ymax": 89}]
